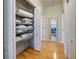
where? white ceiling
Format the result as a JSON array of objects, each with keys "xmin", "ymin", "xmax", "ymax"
[{"xmin": 42, "ymin": 0, "xmax": 63, "ymax": 6}]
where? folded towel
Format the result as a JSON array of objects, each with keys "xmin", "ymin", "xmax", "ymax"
[
  {"xmin": 16, "ymin": 29, "xmax": 24, "ymax": 34},
  {"xmin": 22, "ymin": 22, "xmax": 33, "ymax": 25},
  {"xmin": 27, "ymin": 26, "xmax": 33, "ymax": 30},
  {"xmin": 20, "ymin": 33, "xmax": 33, "ymax": 40},
  {"xmin": 22, "ymin": 18, "xmax": 33, "ymax": 22},
  {"xmin": 16, "ymin": 25, "xmax": 33, "ymax": 30},
  {"xmin": 16, "ymin": 25, "xmax": 26, "ymax": 30},
  {"xmin": 16, "ymin": 9, "xmax": 33, "ymax": 18},
  {"xmin": 16, "ymin": 36, "xmax": 22, "ymax": 42},
  {"xmin": 16, "ymin": 25, "xmax": 33, "ymax": 35},
  {"xmin": 16, "ymin": 20, "xmax": 22, "ymax": 25}
]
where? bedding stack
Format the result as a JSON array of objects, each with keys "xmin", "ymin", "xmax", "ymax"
[
  {"xmin": 16, "ymin": 9, "xmax": 33, "ymax": 18},
  {"xmin": 16, "ymin": 0, "xmax": 35, "ymax": 55},
  {"xmin": 16, "ymin": 9, "xmax": 34, "ymax": 42}
]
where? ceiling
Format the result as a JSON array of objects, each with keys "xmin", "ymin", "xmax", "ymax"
[{"xmin": 42, "ymin": 0, "xmax": 63, "ymax": 6}]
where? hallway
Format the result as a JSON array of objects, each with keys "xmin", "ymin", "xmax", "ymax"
[
  {"xmin": 16, "ymin": 41, "xmax": 66, "ymax": 59},
  {"xmin": 3, "ymin": 0, "xmax": 76, "ymax": 59}
]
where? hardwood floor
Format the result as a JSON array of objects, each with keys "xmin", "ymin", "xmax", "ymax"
[{"xmin": 16, "ymin": 41, "xmax": 67, "ymax": 59}]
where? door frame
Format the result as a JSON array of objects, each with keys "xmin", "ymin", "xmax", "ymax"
[{"xmin": 50, "ymin": 18, "xmax": 57, "ymax": 41}]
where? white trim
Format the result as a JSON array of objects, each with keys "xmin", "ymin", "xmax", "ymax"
[
  {"xmin": 4, "ymin": 0, "xmax": 15, "ymax": 59},
  {"xmin": 34, "ymin": 7, "xmax": 41, "ymax": 51},
  {"xmin": 13, "ymin": 0, "xmax": 16, "ymax": 59},
  {"xmin": 58, "ymin": 41, "xmax": 64, "ymax": 44}
]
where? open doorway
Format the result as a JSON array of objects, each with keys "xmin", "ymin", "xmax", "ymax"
[{"xmin": 50, "ymin": 19, "xmax": 57, "ymax": 41}]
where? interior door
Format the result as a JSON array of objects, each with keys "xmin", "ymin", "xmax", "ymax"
[{"xmin": 67, "ymin": 0, "xmax": 76, "ymax": 59}]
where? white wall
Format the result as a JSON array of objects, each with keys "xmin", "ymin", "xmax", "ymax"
[
  {"xmin": 56, "ymin": 15, "xmax": 63, "ymax": 42},
  {"xmin": 44, "ymin": 3, "xmax": 64, "ymax": 40}
]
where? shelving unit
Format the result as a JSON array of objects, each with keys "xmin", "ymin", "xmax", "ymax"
[
  {"xmin": 16, "ymin": 0, "xmax": 35, "ymax": 54},
  {"xmin": 16, "ymin": 9, "xmax": 34, "ymax": 41}
]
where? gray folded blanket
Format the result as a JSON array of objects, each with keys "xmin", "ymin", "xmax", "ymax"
[
  {"xmin": 20, "ymin": 33, "xmax": 33, "ymax": 40},
  {"xmin": 16, "ymin": 25, "xmax": 33, "ymax": 34}
]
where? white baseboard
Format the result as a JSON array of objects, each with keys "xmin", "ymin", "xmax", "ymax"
[{"xmin": 58, "ymin": 41, "xmax": 64, "ymax": 44}]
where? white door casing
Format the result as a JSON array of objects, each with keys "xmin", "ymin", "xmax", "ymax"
[
  {"xmin": 61, "ymin": 14, "xmax": 65, "ymax": 44},
  {"xmin": 4, "ymin": 0, "xmax": 16, "ymax": 59},
  {"xmin": 34, "ymin": 7, "xmax": 42, "ymax": 51}
]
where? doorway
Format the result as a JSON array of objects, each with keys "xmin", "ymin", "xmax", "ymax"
[{"xmin": 50, "ymin": 19, "xmax": 57, "ymax": 41}]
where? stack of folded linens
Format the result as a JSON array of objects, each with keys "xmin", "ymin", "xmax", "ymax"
[{"xmin": 20, "ymin": 33, "xmax": 33, "ymax": 40}]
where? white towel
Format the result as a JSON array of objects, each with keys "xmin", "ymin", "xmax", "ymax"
[
  {"xmin": 22, "ymin": 18, "xmax": 33, "ymax": 22},
  {"xmin": 16, "ymin": 29, "xmax": 24, "ymax": 34},
  {"xmin": 16, "ymin": 25, "xmax": 26, "ymax": 30},
  {"xmin": 22, "ymin": 22, "xmax": 33, "ymax": 25},
  {"xmin": 16, "ymin": 20, "xmax": 21, "ymax": 25},
  {"xmin": 16, "ymin": 25, "xmax": 33, "ymax": 30},
  {"xmin": 27, "ymin": 26, "xmax": 33, "ymax": 30},
  {"xmin": 16, "ymin": 9, "xmax": 33, "ymax": 18},
  {"xmin": 16, "ymin": 37, "xmax": 22, "ymax": 42},
  {"xmin": 22, "ymin": 18, "xmax": 33, "ymax": 25}
]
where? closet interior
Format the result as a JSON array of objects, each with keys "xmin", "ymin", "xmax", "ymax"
[{"xmin": 16, "ymin": 0, "xmax": 35, "ymax": 55}]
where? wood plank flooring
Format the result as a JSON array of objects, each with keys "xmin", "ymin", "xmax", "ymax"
[{"xmin": 16, "ymin": 41, "xmax": 67, "ymax": 59}]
